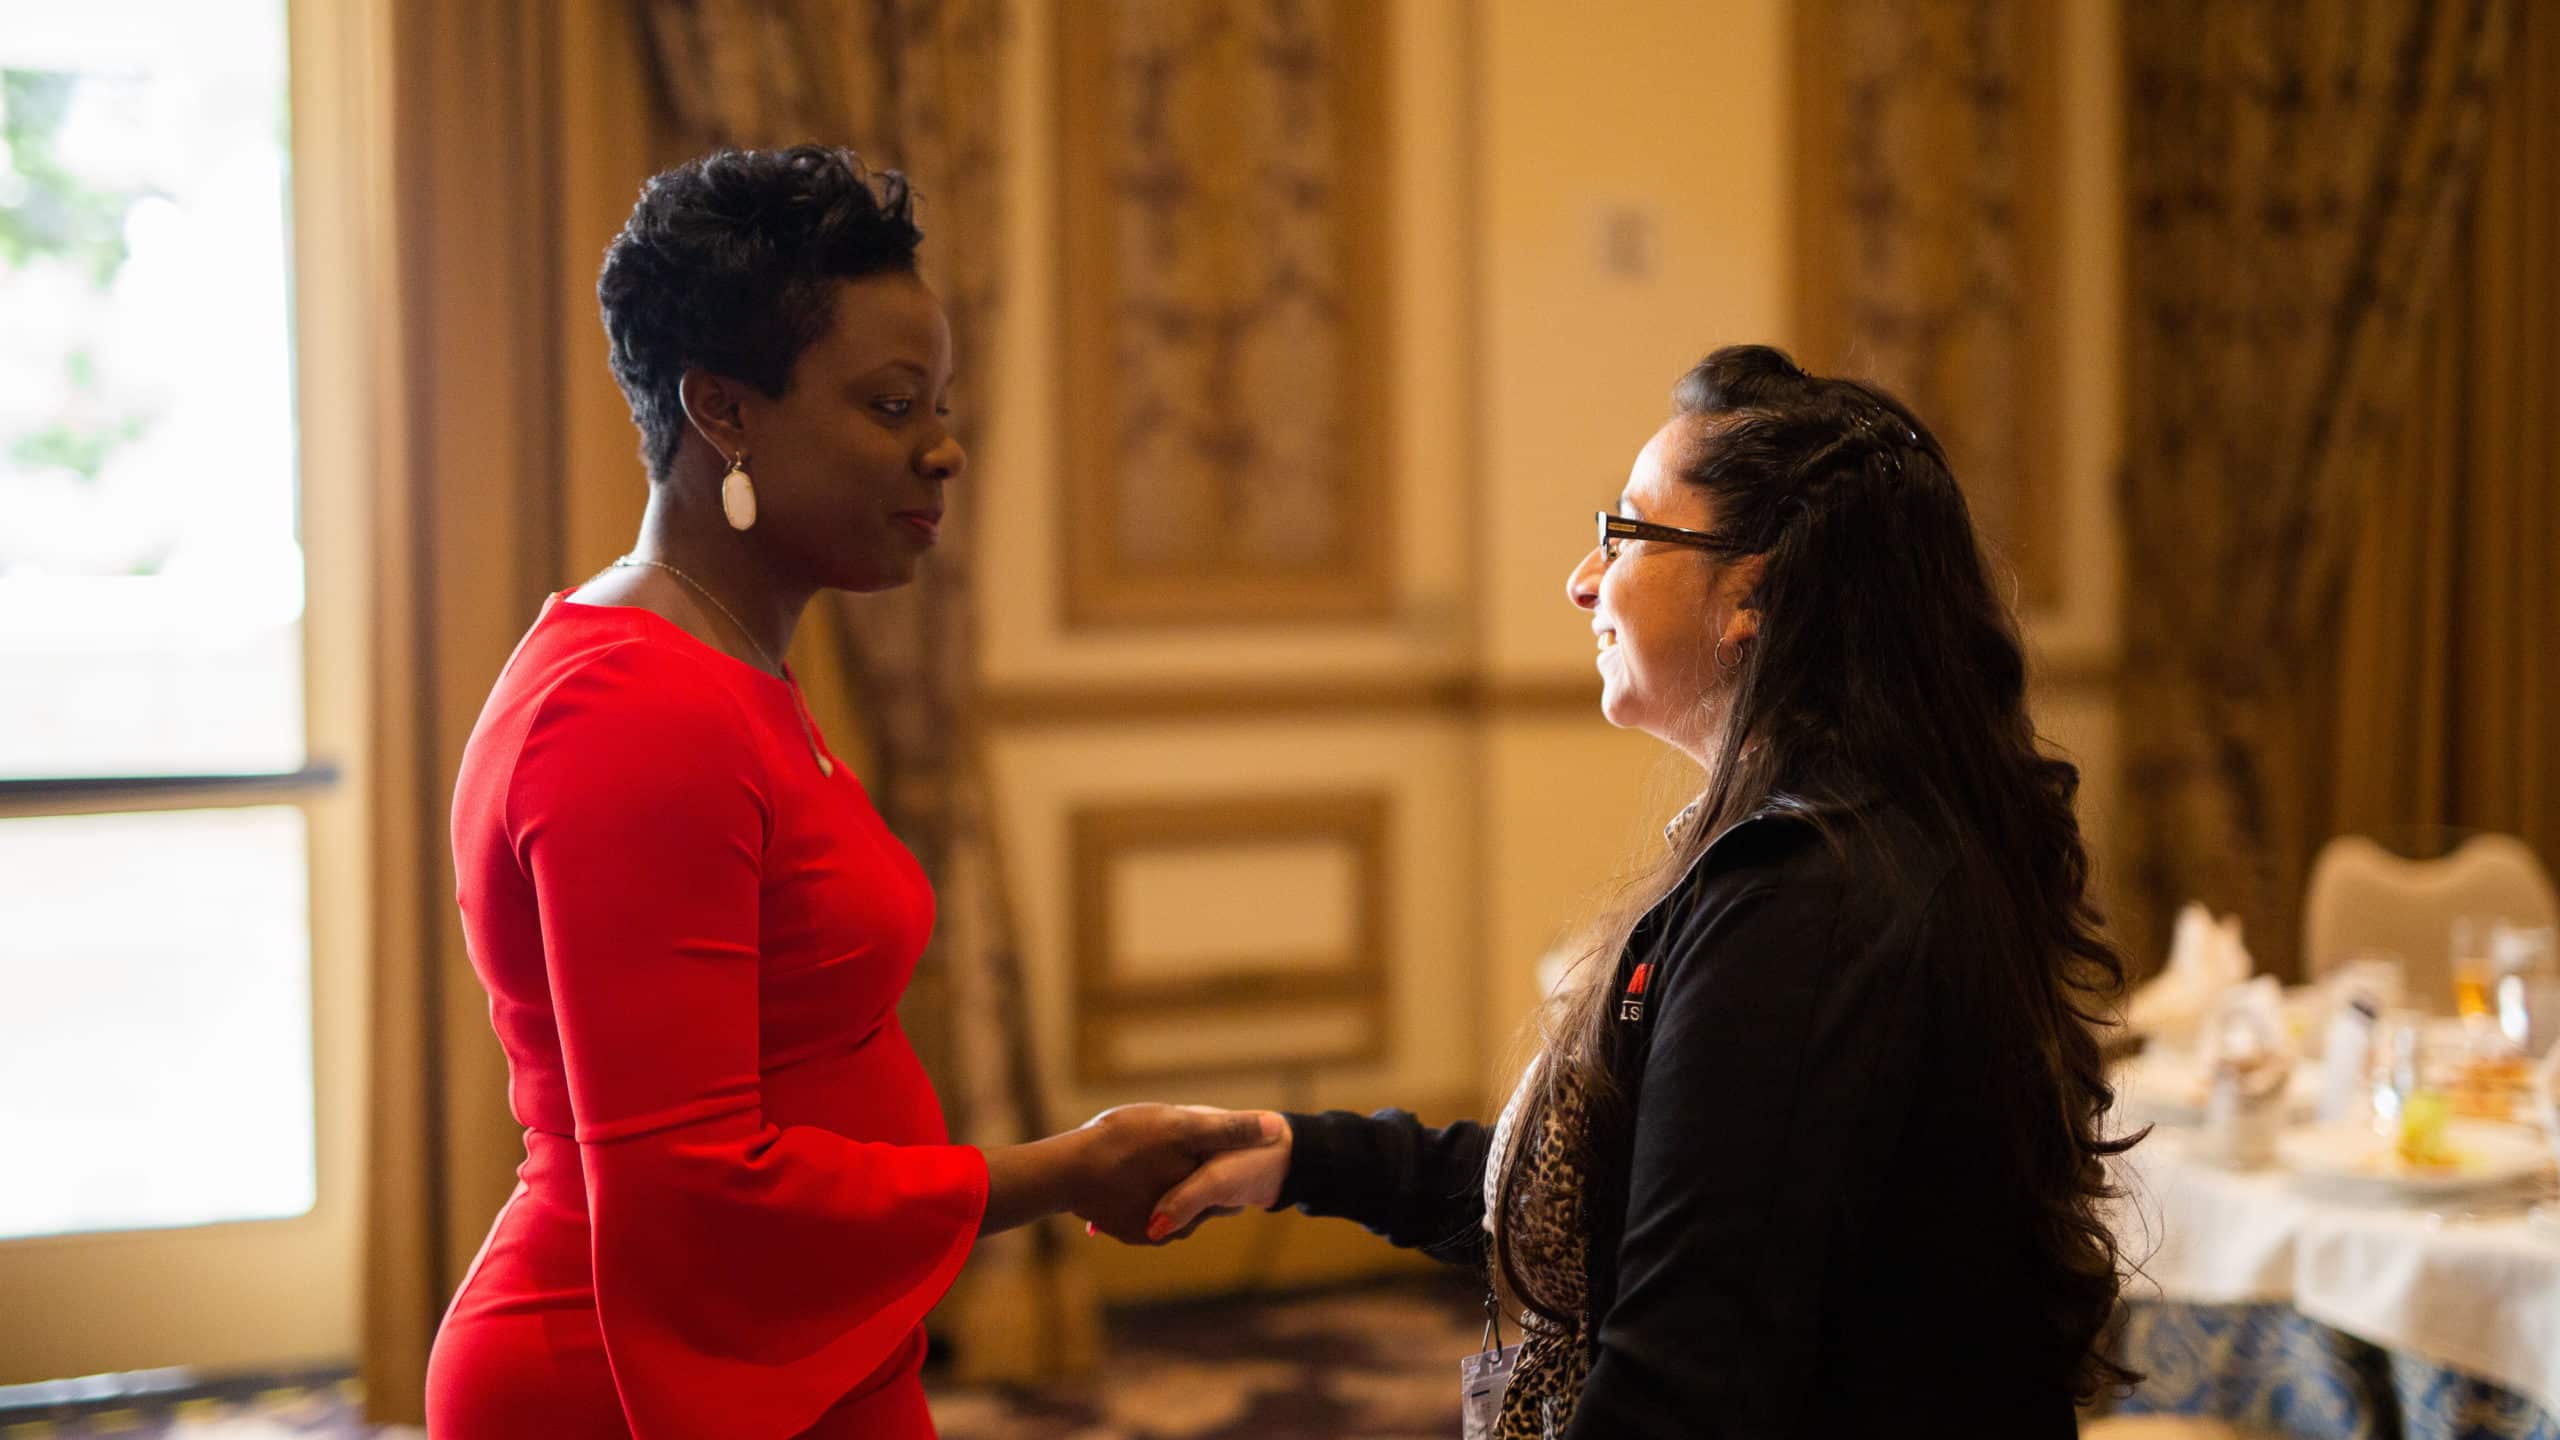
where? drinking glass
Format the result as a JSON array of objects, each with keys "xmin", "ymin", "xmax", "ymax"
[
  {"xmin": 2452, "ymin": 917, "xmax": 2496, "ymax": 1019},
  {"xmin": 2493, "ymin": 924, "xmax": 2560, "ymax": 1057},
  {"xmin": 2370, "ymin": 1008, "xmax": 2430, "ymax": 1133}
]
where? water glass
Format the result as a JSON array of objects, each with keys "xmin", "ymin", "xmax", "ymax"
[
  {"xmin": 2493, "ymin": 924, "xmax": 2560, "ymax": 1057},
  {"xmin": 2370, "ymin": 1008, "xmax": 2430, "ymax": 1133}
]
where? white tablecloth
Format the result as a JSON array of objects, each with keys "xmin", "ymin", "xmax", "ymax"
[{"xmin": 2110, "ymin": 1129, "xmax": 2560, "ymax": 1418}]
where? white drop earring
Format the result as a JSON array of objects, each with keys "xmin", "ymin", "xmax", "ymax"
[{"xmin": 719, "ymin": 455, "xmax": 758, "ymax": 532}]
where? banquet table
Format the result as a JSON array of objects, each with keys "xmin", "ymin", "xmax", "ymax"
[{"xmin": 2098, "ymin": 1125, "xmax": 2560, "ymax": 1439}]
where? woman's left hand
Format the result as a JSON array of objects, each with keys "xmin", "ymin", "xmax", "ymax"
[{"xmin": 1141, "ymin": 1109, "xmax": 1293, "ymax": 1241}]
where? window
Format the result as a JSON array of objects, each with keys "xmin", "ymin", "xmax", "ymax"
[{"xmin": 0, "ymin": 1, "xmax": 314, "ymax": 1241}]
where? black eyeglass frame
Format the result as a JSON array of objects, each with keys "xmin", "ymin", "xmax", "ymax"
[{"xmin": 1596, "ymin": 510, "xmax": 1725, "ymax": 563}]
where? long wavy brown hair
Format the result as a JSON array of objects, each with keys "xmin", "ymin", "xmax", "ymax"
[{"xmin": 1495, "ymin": 345, "xmax": 2142, "ymax": 1398}]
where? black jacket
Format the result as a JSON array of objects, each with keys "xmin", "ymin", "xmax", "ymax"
[{"xmin": 1278, "ymin": 799, "xmax": 2083, "ymax": 1439}]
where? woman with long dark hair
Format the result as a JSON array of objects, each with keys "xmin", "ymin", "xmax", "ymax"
[{"xmin": 1152, "ymin": 346, "xmax": 2140, "ymax": 1437}]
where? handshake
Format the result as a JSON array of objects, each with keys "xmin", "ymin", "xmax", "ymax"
[{"xmin": 995, "ymin": 1104, "xmax": 1296, "ymax": 1246}]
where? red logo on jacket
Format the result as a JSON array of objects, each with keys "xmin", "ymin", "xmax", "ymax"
[{"xmin": 1618, "ymin": 962, "xmax": 1653, "ymax": 1022}]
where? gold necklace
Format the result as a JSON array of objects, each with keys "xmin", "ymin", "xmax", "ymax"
[{"xmin": 611, "ymin": 556, "xmax": 834, "ymax": 776}]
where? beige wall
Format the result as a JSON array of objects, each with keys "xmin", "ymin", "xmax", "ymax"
[
  {"xmin": 1472, "ymin": 0, "xmax": 1795, "ymax": 1027},
  {"xmin": 1477, "ymin": 0, "xmax": 1797, "ymax": 682}
]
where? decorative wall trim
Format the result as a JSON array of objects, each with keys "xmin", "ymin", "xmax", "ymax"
[
  {"xmin": 1070, "ymin": 793, "xmax": 1390, "ymax": 1083},
  {"xmin": 986, "ymin": 675, "xmax": 1574, "ymax": 724},
  {"xmin": 982, "ymin": 653, "xmax": 2119, "ymax": 727}
]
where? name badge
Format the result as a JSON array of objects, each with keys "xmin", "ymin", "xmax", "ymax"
[{"xmin": 1460, "ymin": 1342, "xmax": 1518, "ymax": 1440}]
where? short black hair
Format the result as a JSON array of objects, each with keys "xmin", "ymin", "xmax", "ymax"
[{"xmin": 598, "ymin": 145, "xmax": 922, "ymax": 480}]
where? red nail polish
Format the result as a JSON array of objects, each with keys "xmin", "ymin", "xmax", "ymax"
[
  {"xmin": 1084, "ymin": 1221, "xmax": 1098, "ymax": 1238},
  {"xmin": 1146, "ymin": 1214, "xmax": 1173, "ymax": 1241}
]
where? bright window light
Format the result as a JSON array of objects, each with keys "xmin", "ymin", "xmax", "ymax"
[
  {"xmin": 0, "ymin": 2, "xmax": 301, "ymax": 779},
  {"xmin": 0, "ymin": 807, "xmax": 316, "ymax": 1238}
]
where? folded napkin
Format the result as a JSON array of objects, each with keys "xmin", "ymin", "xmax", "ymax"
[{"xmin": 2127, "ymin": 903, "xmax": 2253, "ymax": 1045}]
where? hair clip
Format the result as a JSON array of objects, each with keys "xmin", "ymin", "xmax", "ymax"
[{"xmin": 1851, "ymin": 411, "xmax": 1909, "ymax": 475}]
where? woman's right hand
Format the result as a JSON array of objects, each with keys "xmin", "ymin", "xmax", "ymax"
[
  {"xmin": 1070, "ymin": 1104, "xmax": 1284, "ymax": 1242},
  {"xmin": 1145, "ymin": 1110, "xmax": 1293, "ymax": 1240}
]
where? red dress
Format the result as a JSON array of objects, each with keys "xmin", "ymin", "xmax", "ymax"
[{"xmin": 425, "ymin": 594, "xmax": 986, "ymax": 1439}]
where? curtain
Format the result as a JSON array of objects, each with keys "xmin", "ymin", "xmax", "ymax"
[
  {"xmin": 2322, "ymin": 1, "xmax": 2560, "ymax": 896},
  {"xmin": 634, "ymin": 0, "xmax": 1096, "ymax": 1383},
  {"xmin": 2118, "ymin": 0, "xmax": 2525, "ymax": 978},
  {"xmin": 360, "ymin": 2, "xmax": 682, "ymax": 1424}
]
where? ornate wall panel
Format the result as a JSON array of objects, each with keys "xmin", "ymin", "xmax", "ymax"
[{"xmin": 1056, "ymin": 0, "xmax": 1393, "ymax": 626}]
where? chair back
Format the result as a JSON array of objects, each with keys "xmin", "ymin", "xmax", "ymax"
[{"xmin": 2301, "ymin": 833, "xmax": 2558, "ymax": 1011}]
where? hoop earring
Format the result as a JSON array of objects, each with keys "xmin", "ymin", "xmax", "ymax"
[
  {"xmin": 1715, "ymin": 636, "xmax": 1744, "ymax": 673},
  {"xmin": 719, "ymin": 455, "xmax": 758, "ymax": 532}
]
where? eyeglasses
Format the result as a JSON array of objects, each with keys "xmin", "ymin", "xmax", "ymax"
[{"xmin": 1596, "ymin": 510, "xmax": 1722, "ymax": 564}]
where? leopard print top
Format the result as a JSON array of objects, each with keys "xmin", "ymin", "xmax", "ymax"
[
  {"xmin": 1485, "ymin": 1059, "xmax": 1592, "ymax": 1439},
  {"xmin": 1479, "ymin": 796, "xmax": 1698, "ymax": 1436}
]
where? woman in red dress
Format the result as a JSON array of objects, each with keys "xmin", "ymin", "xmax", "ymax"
[{"xmin": 424, "ymin": 146, "xmax": 1278, "ymax": 1439}]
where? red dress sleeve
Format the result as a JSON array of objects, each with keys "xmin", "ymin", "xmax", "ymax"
[{"xmin": 506, "ymin": 644, "xmax": 987, "ymax": 1439}]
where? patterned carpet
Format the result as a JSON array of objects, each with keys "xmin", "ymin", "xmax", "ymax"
[
  {"xmin": 933, "ymin": 1275, "xmax": 1485, "ymax": 1440},
  {"xmin": 0, "ymin": 1275, "xmax": 1485, "ymax": 1440}
]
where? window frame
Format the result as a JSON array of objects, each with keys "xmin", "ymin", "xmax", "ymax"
[{"xmin": 0, "ymin": 0, "xmax": 383, "ymax": 1386}]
